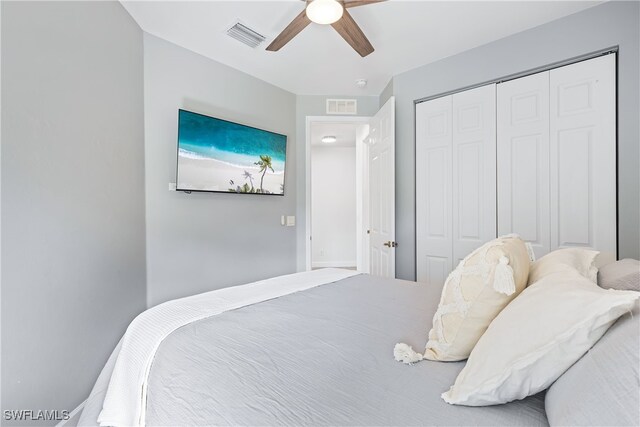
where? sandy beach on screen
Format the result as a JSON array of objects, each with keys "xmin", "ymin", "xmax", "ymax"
[{"xmin": 177, "ymin": 155, "xmax": 284, "ymax": 194}]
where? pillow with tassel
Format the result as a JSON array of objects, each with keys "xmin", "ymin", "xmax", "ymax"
[
  {"xmin": 395, "ymin": 235, "xmax": 530, "ymax": 363},
  {"xmin": 441, "ymin": 270, "xmax": 639, "ymax": 406}
]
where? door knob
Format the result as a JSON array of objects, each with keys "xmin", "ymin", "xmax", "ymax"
[{"xmin": 383, "ymin": 241, "xmax": 397, "ymax": 248}]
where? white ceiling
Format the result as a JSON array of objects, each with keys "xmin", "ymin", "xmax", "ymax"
[
  {"xmin": 310, "ymin": 122, "xmax": 357, "ymax": 146},
  {"xmin": 121, "ymin": 0, "xmax": 602, "ymax": 96}
]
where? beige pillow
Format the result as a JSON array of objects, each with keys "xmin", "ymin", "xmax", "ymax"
[
  {"xmin": 528, "ymin": 247, "xmax": 599, "ymax": 285},
  {"xmin": 423, "ymin": 235, "xmax": 530, "ymax": 361},
  {"xmin": 442, "ymin": 270, "xmax": 639, "ymax": 406}
]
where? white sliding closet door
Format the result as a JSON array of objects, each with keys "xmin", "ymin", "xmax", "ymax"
[
  {"xmin": 497, "ymin": 54, "xmax": 617, "ymax": 260},
  {"xmin": 497, "ymin": 71, "xmax": 551, "ymax": 259},
  {"xmin": 452, "ymin": 84, "xmax": 497, "ymax": 264},
  {"xmin": 416, "ymin": 84, "xmax": 496, "ymax": 284},
  {"xmin": 416, "ymin": 95, "xmax": 453, "ymax": 284},
  {"xmin": 550, "ymin": 54, "xmax": 617, "ymax": 261}
]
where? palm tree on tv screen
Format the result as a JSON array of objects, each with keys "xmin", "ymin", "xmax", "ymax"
[
  {"xmin": 255, "ymin": 155, "xmax": 274, "ymax": 193},
  {"xmin": 243, "ymin": 170, "xmax": 255, "ymax": 191}
]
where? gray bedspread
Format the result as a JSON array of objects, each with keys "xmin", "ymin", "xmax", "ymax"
[{"xmin": 137, "ymin": 274, "xmax": 546, "ymax": 426}]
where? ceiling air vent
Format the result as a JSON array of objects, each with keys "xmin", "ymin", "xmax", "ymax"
[
  {"xmin": 326, "ymin": 99, "xmax": 357, "ymax": 115},
  {"xmin": 226, "ymin": 22, "xmax": 266, "ymax": 49}
]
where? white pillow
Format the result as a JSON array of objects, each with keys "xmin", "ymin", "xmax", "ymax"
[
  {"xmin": 442, "ymin": 270, "xmax": 639, "ymax": 406},
  {"xmin": 528, "ymin": 247, "xmax": 599, "ymax": 285},
  {"xmin": 423, "ymin": 235, "xmax": 530, "ymax": 361}
]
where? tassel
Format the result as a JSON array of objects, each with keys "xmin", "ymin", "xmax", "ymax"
[
  {"xmin": 393, "ymin": 343, "xmax": 424, "ymax": 364},
  {"xmin": 493, "ymin": 256, "xmax": 516, "ymax": 295}
]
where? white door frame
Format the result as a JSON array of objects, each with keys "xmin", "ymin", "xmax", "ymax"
[{"xmin": 305, "ymin": 115, "xmax": 371, "ymax": 271}]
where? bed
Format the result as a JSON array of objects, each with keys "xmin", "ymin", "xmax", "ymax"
[{"xmin": 79, "ymin": 264, "xmax": 639, "ymax": 426}]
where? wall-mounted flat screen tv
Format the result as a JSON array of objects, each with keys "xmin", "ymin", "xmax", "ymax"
[{"xmin": 176, "ymin": 109, "xmax": 287, "ymax": 195}]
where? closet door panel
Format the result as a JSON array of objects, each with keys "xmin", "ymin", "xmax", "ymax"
[
  {"xmin": 416, "ymin": 96, "xmax": 453, "ymax": 284},
  {"xmin": 550, "ymin": 54, "xmax": 617, "ymax": 261},
  {"xmin": 452, "ymin": 84, "xmax": 497, "ymax": 264},
  {"xmin": 497, "ymin": 71, "xmax": 550, "ymax": 259},
  {"xmin": 556, "ymin": 130, "xmax": 591, "ymax": 245}
]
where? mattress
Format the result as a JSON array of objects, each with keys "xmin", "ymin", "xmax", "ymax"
[{"xmin": 80, "ymin": 273, "xmax": 547, "ymax": 426}]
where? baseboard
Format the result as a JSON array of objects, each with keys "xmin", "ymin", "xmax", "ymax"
[
  {"xmin": 312, "ymin": 261, "xmax": 356, "ymax": 268},
  {"xmin": 55, "ymin": 399, "xmax": 86, "ymax": 427}
]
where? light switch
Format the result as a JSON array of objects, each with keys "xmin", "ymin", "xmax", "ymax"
[{"xmin": 280, "ymin": 215, "xmax": 295, "ymax": 226}]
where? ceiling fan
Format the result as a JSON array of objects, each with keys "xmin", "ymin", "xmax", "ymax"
[{"xmin": 266, "ymin": 0, "xmax": 385, "ymax": 57}]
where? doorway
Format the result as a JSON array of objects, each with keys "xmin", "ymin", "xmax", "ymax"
[
  {"xmin": 304, "ymin": 96, "xmax": 396, "ymax": 277},
  {"xmin": 306, "ymin": 116, "xmax": 370, "ymax": 272}
]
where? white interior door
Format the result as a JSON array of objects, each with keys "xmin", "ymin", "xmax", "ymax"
[
  {"xmin": 416, "ymin": 95, "xmax": 453, "ymax": 284},
  {"xmin": 452, "ymin": 84, "xmax": 497, "ymax": 264},
  {"xmin": 497, "ymin": 71, "xmax": 551, "ymax": 259},
  {"xmin": 368, "ymin": 97, "xmax": 395, "ymax": 278},
  {"xmin": 550, "ymin": 54, "xmax": 617, "ymax": 261}
]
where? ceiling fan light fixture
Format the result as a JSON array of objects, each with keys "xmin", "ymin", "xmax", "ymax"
[
  {"xmin": 322, "ymin": 135, "xmax": 337, "ymax": 143},
  {"xmin": 306, "ymin": 0, "xmax": 344, "ymax": 25}
]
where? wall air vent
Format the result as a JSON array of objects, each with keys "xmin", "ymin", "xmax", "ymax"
[
  {"xmin": 226, "ymin": 22, "xmax": 266, "ymax": 49},
  {"xmin": 326, "ymin": 99, "xmax": 358, "ymax": 115}
]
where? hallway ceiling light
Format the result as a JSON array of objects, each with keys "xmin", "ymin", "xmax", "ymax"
[{"xmin": 322, "ymin": 135, "xmax": 337, "ymax": 143}]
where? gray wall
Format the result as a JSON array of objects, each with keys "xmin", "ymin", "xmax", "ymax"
[
  {"xmin": 379, "ymin": 79, "xmax": 394, "ymax": 107},
  {"xmin": 390, "ymin": 0, "xmax": 640, "ymax": 280},
  {"xmin": 294, "ymin": 95, "xmax": 380, "ymax": 271},
  {"xmin": 144, "ymin": 34, "xmax": 298, "ymax": 307},
  {"xmin": 1, "ymin": 1, "xmax": 146, "ymax": 423}
]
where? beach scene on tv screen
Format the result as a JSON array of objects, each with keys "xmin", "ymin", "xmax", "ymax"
[{"xmin": 177, "ymin": 110, "xmax": 286, "ymax": 195}]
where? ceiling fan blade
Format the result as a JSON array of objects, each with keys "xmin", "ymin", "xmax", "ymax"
[
  {"xmin": 343, "ymin": 0, "xmax": 386, "ymax": 9},
  {"xmin": 331, "ymin": 9, "xmax": 374, "ymax": 57},
  {"xmin": 266, "ymin": 9, "xmax": 311, "ymax": 51}
]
